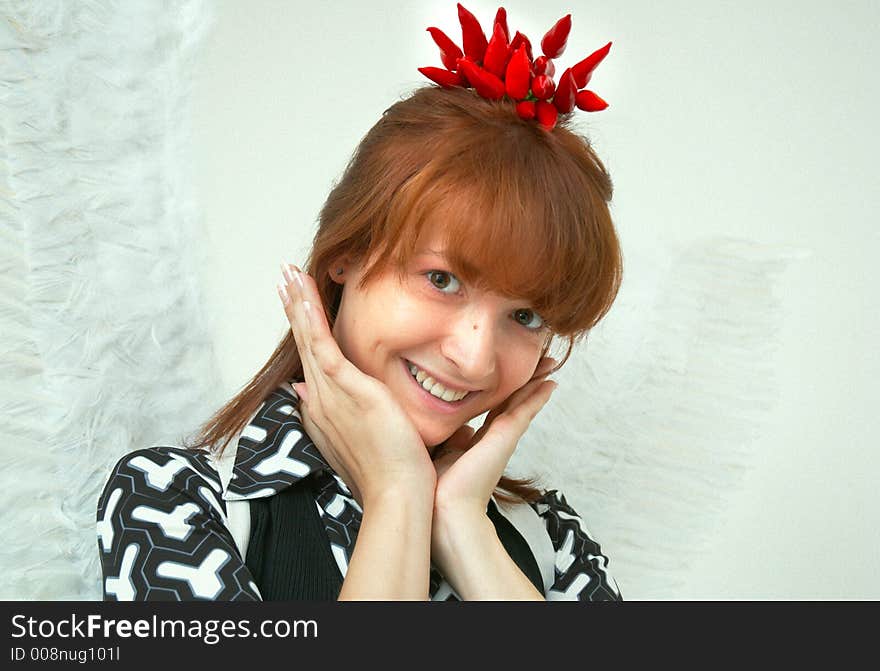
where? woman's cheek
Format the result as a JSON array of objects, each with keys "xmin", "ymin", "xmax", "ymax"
[{"xmin": 509, "ymin": 337, "xmax": 544, "ymax": 379}]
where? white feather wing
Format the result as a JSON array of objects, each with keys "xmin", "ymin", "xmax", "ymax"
[{"xmin": 0, "ymin": 0, "xmax": 220, "ymax": 600}]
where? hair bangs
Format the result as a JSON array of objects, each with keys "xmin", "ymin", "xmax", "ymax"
[{"xmin": 366, "ymin": 150, "xmax": 611, "ymax": 337}]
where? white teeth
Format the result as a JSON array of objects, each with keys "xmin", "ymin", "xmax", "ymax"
[{"xmin": 407, "ymin": 362, "xmax": 469, "ymax": 402}]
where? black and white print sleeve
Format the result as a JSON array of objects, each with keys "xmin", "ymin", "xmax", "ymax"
[
  {"xmin": 532, "ymin": 490, "xmax": 622, "ymax": 601},
  {"xmin": 96, "ymin": 446, "xmax": 261, "ymax": 601}
]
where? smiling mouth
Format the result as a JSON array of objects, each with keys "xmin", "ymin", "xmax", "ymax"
[{"xmin": 405, "ymin": 360, "xmax": 472, "ymax": 403}]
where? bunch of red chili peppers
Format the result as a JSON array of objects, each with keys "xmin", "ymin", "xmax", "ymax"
[{"xmin": 418, "ymin": 4, "xmax": 611, "ymax": 131}]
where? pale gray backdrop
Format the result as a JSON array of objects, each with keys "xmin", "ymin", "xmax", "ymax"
[
  {"xmin": 191, "ymin": 0, "xmax": 879, "ymax": 599},
  {"xmin": 1, "ymin": 0, "xmax": 876, "ymax": 600}
]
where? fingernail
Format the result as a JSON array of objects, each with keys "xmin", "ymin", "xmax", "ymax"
[
  {"xmin": 294, "ymin": 267, "xmax": 305, "ymax": 289},
  {"xmin": 277, "ymin": 282, "xmax": 290, "ymax": 305},
  {"xmin": 539, "ymin": 358, "xmax": 556, "ymax": 373},
  {"xmin": 281, "ymin": 262, "xmax": 295, "ymax": 284}
]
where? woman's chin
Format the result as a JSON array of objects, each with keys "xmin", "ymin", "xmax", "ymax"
[
  {"xmin": 413, "ymin": 421, "xmax": 456, "ymax": 452},
  {"xmin": 419, "ymin": 428, "xmax": 448, "ymax": 452}
]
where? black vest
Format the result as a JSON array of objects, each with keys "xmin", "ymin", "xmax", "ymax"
[{"xmin": 244, "ymin": 476, "xmax": 544, "ymax": 600}]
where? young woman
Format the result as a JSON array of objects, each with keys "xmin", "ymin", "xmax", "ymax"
[{"xmin": 97, "ymin": 7, "xmax": 623, "ymax": 601}]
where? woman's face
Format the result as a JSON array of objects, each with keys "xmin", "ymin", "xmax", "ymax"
[{"xmin": 331, "ymin": 228, "xmax": 549, "ymax": 449}]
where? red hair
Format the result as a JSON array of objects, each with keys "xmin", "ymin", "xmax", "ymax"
[{"xmin": 187, "ymin": 85, "xmax": 623, "ymax": 504}]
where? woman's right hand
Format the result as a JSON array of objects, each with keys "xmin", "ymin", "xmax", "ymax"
[{"xmin": 277, "ymin": 263, "xmax": 436, "ymax": 508}]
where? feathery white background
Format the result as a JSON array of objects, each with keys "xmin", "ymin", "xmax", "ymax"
[{"xmin": 2, "ymin": 0, "xmax": 878, "ymax": 599}]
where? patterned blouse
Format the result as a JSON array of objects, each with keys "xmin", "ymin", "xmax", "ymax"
[{"xmin": 97, "ymin": 384, "xmax": 622, "ymax": 601}]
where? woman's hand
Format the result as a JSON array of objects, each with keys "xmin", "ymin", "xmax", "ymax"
[
  {"xmin": 428, "ymin": 357, "xmax": 557, "ymax": 597},
  {"xmin": 277, "ymin": 264, "xmax": 436, "ymax": 507},
  {"xmin": 430, "ymin": 356, "xmax": 557, "ymax": 521}
]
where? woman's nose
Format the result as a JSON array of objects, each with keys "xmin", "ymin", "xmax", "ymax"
[{"xmin": 440, "ymin": 307, "xmax": 498, "ymax": 383}]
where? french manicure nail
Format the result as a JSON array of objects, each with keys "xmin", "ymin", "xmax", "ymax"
[
  {"xmin": 277, "ymin": 282, "xmax": 290, "ymax": 305},
  {"xmin": 281, "ymin": 262, "xmax": 295, "ymax": 284}
]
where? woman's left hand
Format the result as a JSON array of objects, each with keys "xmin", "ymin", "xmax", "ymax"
[
  {"xmin": 428, "ymin": 357, "xmax": 557, "ymax": 595},
  {"xmin": 430, "ymin": 356, "xmax": 558, "ymax": 523}
]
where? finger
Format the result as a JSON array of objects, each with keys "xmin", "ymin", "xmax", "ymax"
[
  {"xmin": 285, "ymin": 264, "xmax": 345, "ymax": 402},
  {"xmin": 506, "ymin": 379, "xmax": 557, "ymax": 430},
  {"xmin": 280, "ymin": 265, "xmax": 337, "ymax": 426},
  {"xmin": 482, "ymin": 357, "xmax": 555, "ymax": 423},
  {"xmin": 483, "ymin": 372, "xmax": 555, "ymax": 440},
  {"xmin": 286, "ymin": 267, "xmax": 358, "ymax": 386},
  {"xmin": 533, "ymin": 356, "xmax": 558, "ymax": 379},
  {"xmin": 278, "ymin": 264, "xmax": 309, "ymax": 365},
  {"xmin": 456, "ymin": 384, "xmax": 553, "ymax": 482},
  {"xmin": 279, "ymin": 263, "xmax": 322, "ymax": 392},
  {"xmin": 297, "ymin": 273, "xmax": 345, "ymax": 377},
  {"xmin": 475, "ymin": 379, "xmax": 556, "ymax": 462},
  {"xmin": 496, "ymin": 357, "xmax": 558, "ymax": 416},
  {"xmin": 487, "ymin": 368, "xmax": 552, "ymax": 424},
  {"xmin": 291, "ymin": 381, "xmax": 309, "ymax": 405}
]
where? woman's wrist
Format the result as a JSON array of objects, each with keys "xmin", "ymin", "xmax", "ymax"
[
  {"xmin": 361, "ymin": 464, "xmax": 437, "ymax": 511},
  {"xmin": 362, "ymin": 479, "xmax": 436, "ymax": 513},
  {"xmin": 431, "ymin": 507, "xmax": 544, "ymax": 601},
  {"xmin": 340, "ymin": 484, "xmax": 435, "ymax": 601},
  {"xmin": 430, "ymin": 501, "xmax": 490, "ymax": 576}
]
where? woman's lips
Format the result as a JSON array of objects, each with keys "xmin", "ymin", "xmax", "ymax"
[{"xmin": 402, "ymin": 359, "xmax": 474, "ymax": 415}]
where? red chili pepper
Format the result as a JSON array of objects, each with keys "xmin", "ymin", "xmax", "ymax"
[
  {"xmin": 509, "ymin": 31, "xmax": 533, "ymax": 62},
  {"xmin": 540, "ymin": 14, "xmax": 571, "ymax": 59},
  {"xmin": 504, "ymin": 43, "xmax": 531, "ymax": 100},
  {"xmin": 457, "ymin": 58, "xmax": 505, "ymax": 100},
  {"xmin": 454, "ymin": 55, "xmax": 478, "ymax": 86},
  {"xmin": 426, "ymin": 27, "xmax": 464, "ymax": 72},
  {"xmin": 575, "ymin": 89, "xmax": 609, "ymax": 112},
  {"xmin": 571, "ymin": 41, "xmax": 612, "ymax": 89},
  {"xmin": 552, "ymin": 67, "xmax": 577, "ymax": 113},
  {"xmin": 494, "ymin": 7, "xmax": 509, "ymax": 42},
  {"xmin": 536, "ymin": 100, "xmax": 558, "ymax": 130},
  {"xmin": 418, "ymin": 66, "xmax": 465, "ymax": 88},
  {"xmin": 457, "ymin": 3, "xmax": 488, "ymax": 63},
  {"xmin": 482, "ymin": 21, "xmax": 510, "ymax": 78},
  {"xmin": 531, "ymin": 74, "xmax": 556, "ymax": 100},
  {"xmin": 515, "ymin": 100, "xmax": 536, "ymax": 120},
  {"xmin": 533, "ymin": 55, "xmax": 555, "ymax": 78}
]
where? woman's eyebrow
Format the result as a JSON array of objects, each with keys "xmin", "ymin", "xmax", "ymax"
[
  {"xmin": 415, "ymin": 248, "xmax": 481, "ymax": 278},
  {"xmin": 413, "ymin": 249, "xmax": 450, "ymax": 261}
]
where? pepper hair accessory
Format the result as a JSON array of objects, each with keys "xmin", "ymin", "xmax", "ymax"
[{"xmin": 418, "ymin": 3, "xmax": 611, "ymax": 130}]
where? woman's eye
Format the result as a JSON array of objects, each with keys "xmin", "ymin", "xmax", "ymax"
[
  {"xmin": 513, "ymin": 308, "xmax": 545, "ymax": 331},
  {"xmin": 426, "ymin": 270, "xmax": 461, "ymax": 294}
]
